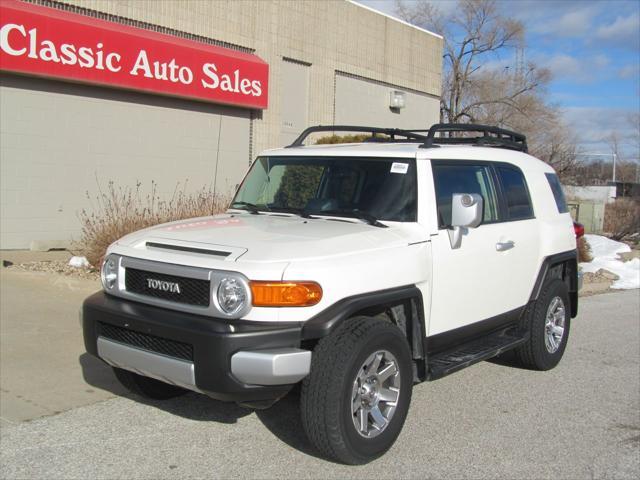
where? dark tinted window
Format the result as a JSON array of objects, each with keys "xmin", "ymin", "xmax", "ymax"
[
  {"xmin": 545, "ymin": 172, "xmax": 568, "ymax": 213},
  {"xmin": 496, "ymin": 166, "xmax": 534, "ymax": 220},
  {"xmin": 234, "ymin": 157, "xmax": 417, "ymax": 222},
  {"xmin": 432, "ymin": 164, "xmax": 499, "ymax": 228}
]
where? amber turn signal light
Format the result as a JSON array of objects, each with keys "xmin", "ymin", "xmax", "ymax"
[{"xmin": 250, "ymin": 281, "xmax": 322, "ymax": 307}]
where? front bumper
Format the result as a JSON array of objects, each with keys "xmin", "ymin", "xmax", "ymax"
[{"xmin": 82, "ymin": 292, "xmax": 310, "ymax": 402}]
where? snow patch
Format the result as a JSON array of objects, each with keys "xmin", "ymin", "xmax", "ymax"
[
  {"xmin": 580, "ymin": 235, "xmax": 639, "ymax": 289},
  {"xmin": 68, "ymin": 256, "xmax": 90, "ymax": 268}
]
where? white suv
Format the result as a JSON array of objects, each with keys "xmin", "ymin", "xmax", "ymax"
[{"xmin": 82, "ymin": 124, "xmax": 581, "ymax": 464}]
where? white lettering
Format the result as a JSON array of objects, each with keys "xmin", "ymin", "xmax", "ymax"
[
  {"xmin": 60, "ymin": 44, "xmax": 77, "ymax": 65},
  {"xmin": 146, "ymin": 278, "xmax": 181, "ymax": 294},
  {"xmin": 178, "ymin": 66, "xmax": 193, "ymax": 84},
  {"xmin": 153, "ymin": 60, "xmax": 168, "ymax": 80},
  {"xmin": 201, "ymin": 62, "xmax": 219, "ymax": 89},
  {"xmin": 219, "ymin": 73, "xmax": 233, "ymax": 92},
  {"xmin": 39, "ymin": 40, "xmax": 60, "ymax": 62},
  {"xmin": 130, "ymin": 50, "xmax": 153, "ymax": 78},
  {"xmin": 77, "ymin": 47, "xmax": 95, "ymax": 68},
  {"xmin": 251, "ymin": 80, "xmax": 262, "ymax": 97},
  {"xmin": 27, "ymin": 27, "xmax": 37, "ymax": 59},
  {"xmin": 232, "ymin": 69, "xmax": 240, "ymax": 93},
  {"xmin": 168, "ymin": 58, "xmax": 180, "ymax": 83},
  {"xmin": 105, "ymin": 52, "xmax": 121, "ymax": 72},
  {"xmin": 94, "ymin": 42, "xmax": 105, "ymax": 70},
  {"xmin": 0, "ymin": 23, "xmax": 27, "ymax": 56},
  {"xmin": 240, "ymin": 78, "xmax": 251, "ymax": 95}
]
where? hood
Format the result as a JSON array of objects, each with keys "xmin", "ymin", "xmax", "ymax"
[{"xmin": 115, "ymin": 213, "xmax": 423, "ymax": 263}]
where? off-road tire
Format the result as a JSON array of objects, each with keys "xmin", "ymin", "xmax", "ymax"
[
  {"xmin": 300, "ymin": 316, "xmax": 413, "ymax": 464},
  {"xmin": 113, "ymin": 367, "xmax": 187, "ymax": 400},
  {"xmin": 515, "ymin": 279, "xmax": 571, "ymax": 370}
]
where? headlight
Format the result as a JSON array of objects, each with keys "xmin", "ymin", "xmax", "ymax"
[
  {"xmin": 216, "ymin": 277, "xmax": 248, "ymax": 316},
  {"xmin": 101, "ymin": 256, "xmax": 118, "ymax": 290}
]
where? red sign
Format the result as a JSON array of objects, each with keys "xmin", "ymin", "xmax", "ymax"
[{"xmin": 0, "ymin": 0, "xmax": 268, "ymax": 109}]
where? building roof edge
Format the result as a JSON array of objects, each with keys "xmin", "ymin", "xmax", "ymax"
[{"xmin": 346, "ymin": 0, "xmax": 444, "ymax": 40}]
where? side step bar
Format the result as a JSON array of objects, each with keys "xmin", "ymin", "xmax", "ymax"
[{"xmin": 427, "ymin": 329, "xmax": 527, "ymax": 380}]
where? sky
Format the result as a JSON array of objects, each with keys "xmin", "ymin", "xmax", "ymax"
[{"xmin": 358, "ymin": 0, "xmax": 640, "ymax": 161}]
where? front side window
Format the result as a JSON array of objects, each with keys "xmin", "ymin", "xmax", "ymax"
[
  {"xmin": 432, "ymin": 164, "xmax": 499, "ymax": 228},
  {"xmin": 233, "ymin": 156, "xmax": 417, "ymax": 222},
  {"xmin": 496, "ymin": 166, "xmax": 534, "ymax": 220}
]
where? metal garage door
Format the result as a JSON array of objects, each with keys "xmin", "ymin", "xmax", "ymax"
[
  {"xmin": 334, "ymin": 73, "xmax": 439, "ymax": 130},
  {"xmin": 0, "ymin": 74, "xmax": 250, "ymax": 249}
]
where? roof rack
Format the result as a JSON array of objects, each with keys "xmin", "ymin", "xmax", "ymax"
[
  {"xmin": 286, "ymin": 125, "xmax": 428, "ymax": 147},
  {"xmin": 421, "ymin": 123, "xmax": 528, "ymax": 152},
  {"xmin": 286, "ymin": 123, "xmax": 528, "ymax": 153}
]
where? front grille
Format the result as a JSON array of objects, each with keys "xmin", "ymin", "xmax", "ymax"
[
  {"xmin": 125, "ymin": 267, "xmax": 210, "ymax": 306},
  {"xmin": 99, "ymin": 322, "xmax": 193, "ymax": 361}
]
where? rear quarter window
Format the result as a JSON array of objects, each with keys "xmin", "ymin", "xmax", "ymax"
[
  {"xmin": 545, "ymin": 173, "xmax": 569, "ymax": 214},
  {"xmin": 495, "ymin": 165, "xmax": 534, "ymax": 220}
]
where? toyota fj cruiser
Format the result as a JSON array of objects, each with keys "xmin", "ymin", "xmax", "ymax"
[{"xmin": 82, "ymin": 124, "xmax": 581, "ymax": 464}]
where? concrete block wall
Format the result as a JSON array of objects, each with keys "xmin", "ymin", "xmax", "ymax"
[
  {"xmin": 1, "ymin": 0, "xmax": 442, "ymax": 248},
  {"xmin": 59, "ymin": 0, "xmax": 443, "ymax": 153},
  {"xmin": 0, "ymin": 75, "xmax": 250, "ymax": 249}
]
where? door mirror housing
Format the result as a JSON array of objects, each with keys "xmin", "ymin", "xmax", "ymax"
[{"xmin": 448, "ymin": 193, "xmax": 483, "ymax": 249}]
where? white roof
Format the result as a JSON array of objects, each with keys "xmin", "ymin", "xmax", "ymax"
[{"xmin": 261, "ymin": 142, "xmax": 554, "ymax": 173}]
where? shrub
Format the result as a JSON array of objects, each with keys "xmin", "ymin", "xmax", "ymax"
[
  {"xmin": 77, "ymin": 180, "xmax": 229, "ymax": 267},
  {"xmin": 577, "ymin": 236, "xmax": 593, "ymax": 263},
  {"xmin": 314, "ymin": 133, "xmax": 386, "ymax": 144},
  {"xmin": 603, "ymin": 198, "xmax": 640, "ymax": 241}
]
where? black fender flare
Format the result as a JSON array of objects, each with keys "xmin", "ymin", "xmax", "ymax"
[
  {"xmin": 300, "ymin": 285, "xmax": 425, "ymax": 360},
  {"xmin": 529, "ymin": 249, "xmax": 579, "ymax": 318}
]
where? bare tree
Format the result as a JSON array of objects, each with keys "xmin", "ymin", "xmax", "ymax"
[
  {"xmin": 396, "ymin": 0, "xmax": 550, "ymax": 124},
  {"xmin": 396, "ymin": 0, "xmax": 582, "ymax": 181}
]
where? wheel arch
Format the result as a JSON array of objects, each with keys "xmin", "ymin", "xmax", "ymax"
[
  {"xmin": 529, "ymin": 249, "xmax": 579, "ymax": 318},
  {"xmin": 300, "ymin": 286, "xmax": 426, "ymax": 374}
]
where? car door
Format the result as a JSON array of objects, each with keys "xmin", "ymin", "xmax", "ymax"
[{"xmin": 427, "ymin": 160, "xmax": 540, "ymax": 342}]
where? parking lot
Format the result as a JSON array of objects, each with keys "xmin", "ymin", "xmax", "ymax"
[{"xmin": 0, "ymin": 267, "xmax": 638, "ymax": 479}]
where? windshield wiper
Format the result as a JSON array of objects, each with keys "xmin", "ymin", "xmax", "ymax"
[
  {"xmin": 267, "ymin": 206, "xmax": 316, "ymax": 219},
  {"xmin": 310, "ymin": 209, "xmax": 387, "ymax": 228},
  {"xmin": 230, "ymin": 201, "xmax": 269, "ymax": 215}
]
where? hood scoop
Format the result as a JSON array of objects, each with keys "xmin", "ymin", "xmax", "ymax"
[{"xmin": 145, "ymin": 241, "xmax": 231, "ymax": 258}]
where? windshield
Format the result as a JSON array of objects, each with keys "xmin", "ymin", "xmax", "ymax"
[{"xmin": 232, "ymin": 156, "xmax": 417, "ymax": 222}]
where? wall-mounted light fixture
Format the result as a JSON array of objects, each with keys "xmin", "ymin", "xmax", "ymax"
[{"xmin": 389, "ymin": 90, "xmax": 406, "ymax": 110}]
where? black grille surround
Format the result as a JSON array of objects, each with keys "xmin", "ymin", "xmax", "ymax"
[
  {"xmin": 99, "ymin": 322, "xmax": 193, "ymax": 361},
  {"xmin": 124, "ymin": 267, "xmax": 210, "ymax": 307}
]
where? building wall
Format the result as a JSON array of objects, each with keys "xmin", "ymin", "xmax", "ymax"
[
  {"xmin": 334, "ymin": 73, "xmax": 439, "ymax": 129},
  {"xmin": 58, "ymin": 0, "xmax": 443, "ymax": 152},
  {"xmin": 564, "ymin": 185, "xmax": 616, "ymax": 203},
  {"xmin": 1, "ymin": 0, "xmax": 442, "ymax": 248},
  {"xmin": 0, "ymin": 75, "xmax": 250, "ymax": 249}
]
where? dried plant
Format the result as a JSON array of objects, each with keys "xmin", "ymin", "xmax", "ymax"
[
  {"xmin": 604, "ymin": 198, "xmax": 640, "ymax": 241},
  {"xmin": 77, "ymin": 179, "xmax": 230, "ymax": 267},
  {"xmin": 577, "ymin": 236, "xmax": 593, "ymax": 263}
]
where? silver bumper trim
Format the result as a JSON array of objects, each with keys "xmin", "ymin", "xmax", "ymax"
[
  {"xmin": 231, "ymin": 348, "xmax": 312, "ymax": 386},
  {"xmin": 97, "ymin": 337, "xmax": 198, "ymax": 392}
]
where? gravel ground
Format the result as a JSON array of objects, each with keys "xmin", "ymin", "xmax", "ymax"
[
  {"xmin": 1, "ymin": 290, "xmax": 638, "ymax": 479},
  {"xmin": 6, "ymin": 261, "xmax": 99, "ymax": 281}
]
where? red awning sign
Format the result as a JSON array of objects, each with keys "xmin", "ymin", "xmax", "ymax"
[{"xmin": 0, "ymin": 0, "xmax": 269, "ymax": 109}]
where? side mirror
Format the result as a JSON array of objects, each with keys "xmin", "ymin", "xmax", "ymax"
[{"xmin": 448, "ymin": 193, "xmax": 483, "ymax": 249}]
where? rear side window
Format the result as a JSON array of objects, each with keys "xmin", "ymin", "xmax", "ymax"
[
  {"xmin": 545, "ymin": 172, "xmax": 568, "ymax": 213},
  {"xmin": 496, "ymin": 166, "xmax": 534, "ymax": 220},
  {"xmin": 432, "ymin": 164, "xmax": 499, "ymax": 228}
]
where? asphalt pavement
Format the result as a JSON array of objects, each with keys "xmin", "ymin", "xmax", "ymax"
[
  {"xmin": 1, "ymin": 289, "xmax": 638, "ymax": 479},
  {"xmin": 0, "ymin": 267, "xmax": 124, "ymax": 427}
]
